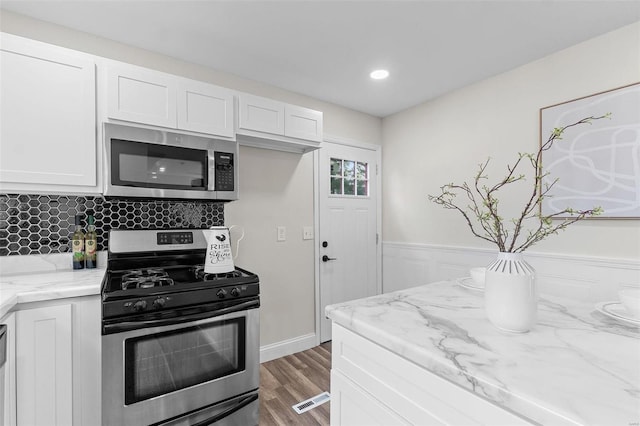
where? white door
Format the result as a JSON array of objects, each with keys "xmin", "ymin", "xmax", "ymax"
[{"xmin": 319, "ymin": 141, "xmax": 380, "ymax": 342}]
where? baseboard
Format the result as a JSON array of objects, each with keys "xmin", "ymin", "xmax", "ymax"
[
  {"xmin": 382, "ymin": 241, "xmax": 640, "ymax": 303},
  {"xmin": 260, "ymin": 332, "xmax": 317, "ymax": 363}
]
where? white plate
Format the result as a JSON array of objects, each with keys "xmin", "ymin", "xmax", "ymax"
[
  {"xmin": 595, "ymin": 302, "xmax": 640, "ymax": 326},
  {"xmin": 456, "ymin": 277, "xmax": 484, "ymax": 291}
]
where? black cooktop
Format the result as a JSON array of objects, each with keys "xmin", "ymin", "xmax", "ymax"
[{"xmin": 102, "ymin": 229, "xmax": 259, "ymax": 320}]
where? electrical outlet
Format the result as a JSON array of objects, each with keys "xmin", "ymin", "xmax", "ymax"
[
  {"xmin": 277, "ymin": 226, "xmax": 286, "ymax": 242},
  {"xmin": 303, "ymin": 226, "xmax": 314, "ymax": 240}
]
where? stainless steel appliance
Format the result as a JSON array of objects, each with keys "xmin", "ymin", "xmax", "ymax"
[
  {"xmin": 104, "ymin": 123, "xmax": 238, "ymax": 200},
  {"xmin": 101, "ymin": 229, "xmax": 259, "ymax": 426}
]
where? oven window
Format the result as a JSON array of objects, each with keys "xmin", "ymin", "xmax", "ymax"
[
  {"xmin": 112, "ymin": 139, "xmax": 207, "ymax": 190},
  {"xmin": 124, "ymin": 317, "xmax": 246, "ymax": 405}
]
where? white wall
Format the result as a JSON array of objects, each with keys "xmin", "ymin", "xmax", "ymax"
[
  {"xmin": 382, "ymin": 21, "xmax": 640, "ymax": 261},
  {"xmin": 0, "ymin": 10, "xmax": 383, "ymax": 347}
]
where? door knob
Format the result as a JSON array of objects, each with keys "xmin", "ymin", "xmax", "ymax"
[{"xmin": 322, "ymin": 255, "xmax": 336, "ymax": 262}]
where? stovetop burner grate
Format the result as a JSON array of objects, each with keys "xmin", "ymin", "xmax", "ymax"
[
  {"xmin": 192, "ymin": 265, "xmax": 244, "ymax": 282},
  {"xmin": 121, "ymin": 268, "xmax": 176, "ymax": 290}
]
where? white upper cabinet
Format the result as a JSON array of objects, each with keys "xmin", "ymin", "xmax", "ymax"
[
  {"xmin": 238, "ymin": 93, "xmax": 285, "ymax": 135},
  {"xmin": 107, "ymin": 63, "xmax": 176, "ymax": 128},
  {"xmin": 177, "ymin": 79, "xmax": 234, "ymax": 138},
  {"xmin": 105, "ymin": 61, "xmax": 235, "ymax": 139},
  {"xmin": 237, "ymin": 93, "xmax": 323, "ymax": 153},
  {"xmin": 0, "ymin": 33, "xmax": 97, "ymax": 191}
]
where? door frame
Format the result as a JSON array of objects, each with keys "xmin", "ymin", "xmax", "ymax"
[{"xmin": 313, "ymin": 134, "xmax": 382, "ymax": 346}]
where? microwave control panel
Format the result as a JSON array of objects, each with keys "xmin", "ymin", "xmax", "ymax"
[{"xmin": 214, "ymin": 152, "xmax": 235, "ymax": 191}]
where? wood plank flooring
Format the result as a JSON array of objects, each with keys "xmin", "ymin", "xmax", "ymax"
[{"xmin": 259, "ymin": 342, "xmax": 332, "ymax": 426}]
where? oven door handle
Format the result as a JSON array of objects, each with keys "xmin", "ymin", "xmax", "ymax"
[
  {"xmin": 192, "ymin": 392, "xmax": 258, "ymax": 426},
  {"xmin": 103, "ymin": 299, "xmax": 259, "ymax": 334}
]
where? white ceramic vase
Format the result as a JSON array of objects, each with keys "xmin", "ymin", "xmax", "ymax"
[{"xmin": 484, "ymin": 252, "xmax": 537, "ymax": 333}]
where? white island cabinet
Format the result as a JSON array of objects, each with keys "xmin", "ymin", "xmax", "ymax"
[
  {"xmin": 0, "ymin": 33, "xmax": 97, "ymax": 194},
  {"xmin": 105, "ymin": 61, "xmax": 235, "ymax": 138},
  {"xmin": 14, "ymin": 296, "xmax": 101, "ymax": 426},
  {"xmin": 331, "ymin": 324, "xmax": 529, "ymax": 425},
  {"xmin": 326, "ymin": 281, "xmax": 640, "ymax": 426}
]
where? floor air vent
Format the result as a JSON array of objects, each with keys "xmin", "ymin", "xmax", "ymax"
[{"xmin": 292, "ymin": 391, "xmax": 331, "ymax": 414}]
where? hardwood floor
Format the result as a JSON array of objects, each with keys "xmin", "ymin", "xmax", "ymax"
[{"xmin": 259, "ymin": 342, "xmax": 332, "ymax": 426}]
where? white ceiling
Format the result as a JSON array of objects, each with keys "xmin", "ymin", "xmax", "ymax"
[{"xmin": 2, "ymin": 1, "xmax": 639, "ymax": 117}]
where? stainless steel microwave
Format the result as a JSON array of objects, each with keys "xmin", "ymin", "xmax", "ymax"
[{"xmin": 103, "ymin": 123, "xmax": 238, "ymax": 201}]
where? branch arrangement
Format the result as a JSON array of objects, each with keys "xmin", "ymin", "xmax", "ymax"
[{"xmin": 428, "ymin": 114, "xmax": 610, "ymax": 253}]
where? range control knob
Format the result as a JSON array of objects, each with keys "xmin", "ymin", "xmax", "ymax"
[
  {"xmin": 152, "ymin": 297, "xmax": 166, "ymax": 309},
  {"xmin": 133, "ymin": 300, "xmax": 147, "ymax": 312},
  {"xmin": 216, "ymin": 289, "xmax": 227, "ymax": 299},
  {"xmin": 231, "ymin": 287, "xmax": 240, "ymax": 297}
]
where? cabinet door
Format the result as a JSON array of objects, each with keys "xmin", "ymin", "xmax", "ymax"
[
  {"xmin": 107, "ymin": 63, "xmax": 177, "ymax": 128},
  {"xmin": 238, "ymin": 93, "xmax": 285, "ymax": 135},
  {"xmin": 284, "ymin": 104, "xmax": 323, "ymax": 142},
  {"xmin": 2, "ymin": 313, "xmax": 16, "ymax": 426},
  {"xmin": 72, "ymin": 296, "xmax": 101, "ymax": 426},
  {"xmin": 331, "ymin": 370, "xmax": 409, "ymax": 426},
  {"xmin": 16, "ymin": 304, "xmax": 73, "ymax": 426},
  {"xmin": 0, "ymin": 33, "xmax": 96, "ymax": 188},
  {"xmin": 177, "ymin": 79, "xmax": 234, "ymax": 137}
]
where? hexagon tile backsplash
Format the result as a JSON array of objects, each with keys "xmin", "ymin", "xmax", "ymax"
[{"xmin": 0, "ymin": 194, "xmax": 225, "ymax": 256}]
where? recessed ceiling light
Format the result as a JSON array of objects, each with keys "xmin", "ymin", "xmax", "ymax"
[{"xmin": 370, "ymin": 69, "xmax": 389, "ymax": 80}]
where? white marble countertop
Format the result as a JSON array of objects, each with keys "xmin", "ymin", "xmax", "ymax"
[
  {"xmin": 0, "ymin": 260, "xmax": 105, "ymax": 318},
  {"xmin": 326, "ymin": 281, "xmax": 640, "ymax": 426}
]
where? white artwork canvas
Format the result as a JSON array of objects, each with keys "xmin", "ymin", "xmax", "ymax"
[{"xmin": 540, "ymin": 83, "xmax": 640, "ymax": 218}]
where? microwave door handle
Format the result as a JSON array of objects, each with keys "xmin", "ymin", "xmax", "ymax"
[{"xmin": 208, "ymin": 151, "xmax": 216, "ymax": 191}]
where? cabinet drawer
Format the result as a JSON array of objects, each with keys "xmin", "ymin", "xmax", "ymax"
[{"xmin": 332, "ymin": 324, "xmax": 532, "ymax": 426}]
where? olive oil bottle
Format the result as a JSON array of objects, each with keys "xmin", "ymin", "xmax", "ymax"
[
  {"xmin": 71, "ymin": 215, "xmax": 85, "ymax": 270},
  {"xmin": 85, "ymin": 214, "xmax": 97, "ymax": 269}
]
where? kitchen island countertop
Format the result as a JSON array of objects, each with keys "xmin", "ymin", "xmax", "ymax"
[
  {"xmin": 326, "ymin": 281, "xmax": 640, "ymax": 425},
  {"xmin": 0, "ymin": 267, "xmax": 105, "ymax": 317}
]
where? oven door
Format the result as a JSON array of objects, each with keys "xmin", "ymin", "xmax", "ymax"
[{"xmin": 102, "ymin": 306, "xmax": 259, "ymax": 426}]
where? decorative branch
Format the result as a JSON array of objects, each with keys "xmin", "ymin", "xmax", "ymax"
[{"xmin": 428, "ymin": 114, "xmax": 610, "ymax": 253}]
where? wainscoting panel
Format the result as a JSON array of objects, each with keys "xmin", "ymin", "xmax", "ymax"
[{"xmin": 382, "ymin": 242, "xmax": 640, "ymax": 303}]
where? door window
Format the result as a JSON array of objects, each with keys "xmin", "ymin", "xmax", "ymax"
[
  {"xmin": 124, "ymin": 317, "xmax": 245, "ymax": 404},
  {"xmin": 330, "ymin": 158, "xmax": 369, "ymax": 196}
]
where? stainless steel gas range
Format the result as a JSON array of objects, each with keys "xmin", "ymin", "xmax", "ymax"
[{"xmin": 101, "ymin": 229, "xmax": 260, "ymax": 426}]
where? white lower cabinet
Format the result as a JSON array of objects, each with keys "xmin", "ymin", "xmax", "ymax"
[
  {"xmin": 16, "ymin": 304, "xmax": 73, "ymax": 426},
  {"xmin": 330, "ymin": 324, "xmax": 532, "ymax": 426},
  {"xmin": 1, "ymin": 312, "xmax": 16, "ymax": 426},
  {"xmin": 14, "ymin": 296, "xmax": 100, "ymax": 426}
]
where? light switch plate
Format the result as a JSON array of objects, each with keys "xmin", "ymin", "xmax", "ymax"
[
  {"xmin": 303, "ymin": 226, "xmax": 314, "ymax": 240},
  {"xmin": 277, "ymin": 226, "xmax": 286, "ymax": 242}
]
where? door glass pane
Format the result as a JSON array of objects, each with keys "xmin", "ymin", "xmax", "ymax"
[
  {"xmin": 357, "ymin": 179, "xmax": 368, "ymax": 196},
  {"xmin": 330, "ymin": 158, "xmax": 342, "ymax": 176},
  {"xmin": 344, "ymin": 178, "xmax": 355, "ymax": 195},
  {"xmin": 344, "ymin": 161, "xmax": 355, "ymax": 178},
  {"xmin": 124, "ymin": 317, "xmax": 245, "ymax": 404},
  {"xmin": 331, "ymin": 177, "xmax": 342, "ymax": 194},
  {"xmin": 356, "ymin": 162, "xmax": 367, "ymax": 180}
]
